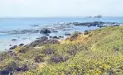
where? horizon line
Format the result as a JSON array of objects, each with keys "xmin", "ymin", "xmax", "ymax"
[{"xmin": 0, "ymin": 16, "xmax": 123, "ymax": 18}]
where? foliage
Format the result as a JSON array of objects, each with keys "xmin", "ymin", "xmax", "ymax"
[{"xmin": 0, "ymin": 26, "xmax": 123, "ymax": 75}]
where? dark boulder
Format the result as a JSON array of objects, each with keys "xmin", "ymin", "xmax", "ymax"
[
  {"xmin": 65, "ymin": 33, "xmax": 71, "ymax": 36},
  {"xmin": 52, "ymin": 36, "xmax": 59, "ymax": 39},
  {"xmin": 52, "ymin": 30, "xmax": 58, "ymax": 33},
  {"xmin": 49, "ymin": 36, "xmax": 52, "ymax": 38},
  {"xmin": 19, "ymin": 43, "xmax": 24, "ymax": 46},
  {"xmin": 29, "ymin": 36, "xmax": 48, "ymax": 47},
  {"xmin": 29, "ymin": 36, "xmax": 59, "ymax": 47},
  {"xmin": 84, "ymin": 30, "xmax": 88, "ymax": 35},
  {"xmin": 18, "ymin": 49, "xmax": 25, "ymax": 53},
  {"xmin": 9, "ymin": 45, "xmax": 17, "ymax": 50},
  {"xmin": 59, "ymin": 36, "xmax": 64, "ymax": 38},
  {"xmin": 38, "ymin": 36, "xmax": 48, "ymax": 41},
  {"xmin": 0, "ymin": 71, "xmax": 12, "ymax": 75},
  {"xmin": 11, "ymin": 39, "xmax": 17, "ymax": 41},
  {"xmin": 40, "ymin": 29, "xmax": 51, "ymax": 34}
]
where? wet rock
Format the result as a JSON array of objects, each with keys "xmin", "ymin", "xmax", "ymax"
[
  {"xmin": 19, "ymin": 43, "xmax": 24, "ymax": 46},
  {"xmin": 11, "ymin": 39, "xmax": 17, "ymax": 41},
  {"xmin": 73, "ymin": 21, "xmax": 105, "ymax": 27},
  {"xmin": 59, "ymin": 36, "xmax": 64, "ymax": 38},
  {"xmin": 31, "ymin": 25, "xmax": 39, "ymax": 27},
  {"xmin": 65, "ymin": 33, "xmax": 71, "ymax": 36},
  {"xmin": 52, "ymin": 30, "xmax": 58, "ymax": 33},
  {"xmin": 9, "ymin": 45, "xmax": 17, "ymax": 50},
  {"xmin": 38, "ymin": 36, "xmax": 48, "ymax": 40},
  {"xmin": 33, "ymin": 30, "xmax": 40, "ymax": 33},
  {"xmin": 36, "ymin": 38, "xmax": 40, "ymax": 40},
  {"xmin": 40, "ymin": 29, "xmax": 51, "ymax": 34},
  {"xmin": 52, "ymin": 36, "xmax": 59, "ymax": 39},
  {"xmin": 49, "ymin": 36, "xmax": 52, "ymax": 38}
]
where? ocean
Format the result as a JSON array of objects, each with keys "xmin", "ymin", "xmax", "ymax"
[{"xmin": 0, "ymin": 17, "xmax": 123, "ymax": 51}]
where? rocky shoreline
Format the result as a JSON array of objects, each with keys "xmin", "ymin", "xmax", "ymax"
[
  {"xmin": 0, "ymin": 21, "xmax": 121, "ymax": 51},
  {"xmin": 0, "ymin": 21, "xmax": 121, "ymax": 35}
]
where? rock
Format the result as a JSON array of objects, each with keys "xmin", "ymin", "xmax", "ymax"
[
  {"xmin": 38, "ymin": 36, "xmax": 48, "ymax": 40},
  {"xmin": 31, "ymin": 25, "xmax": 39, "ymax": 27},
  {"xmin": 9, "ymin": 45, "xmax": 17, "ymax": 50},
  {"xmin": 33, "ymin": 30, "xmax": 40, "ymax": 33},
  {"xmin": 52, "ymin": 36, "xmax": 59, "ymax": 39},
  {"xmin": 73, "ymin": 21, "xmax": 105, "ymax": 26},
  {"xmin": 19, "ymin": 49, "xmax": 25, "ymax": 53},
  {"xmin": 94, "ymin": 15, "xmax": 102, "ymax": 18},
  {"xmin": 52, "ymin": 30, "xmax": 58, "ymax": 33},
  {"xmin": 29, "ymin": 36, "xmax": 48, "ymax": 47},
  {"xmin": 19, "ymin": 43, "xmax": 24, "ymax": 46},
  {"xmin": 84, "ymin": 30, "xmax": 88, "ymax": 35},
  {"xmin": 49, "ymin": 36, "xmax": 52, "ymax": 38},
  {"xmin": 11, "ymin": 39, "xmax": 17, "ymax": 41},
  {"xmin": 40, "ymin": 29, "xmax": 51, "ymax": 34},
  {"xmin": 65, "ymin": 33, "xmax": 71, "ymax": 36},
  {"xmin": 36, "ymin": 38, "xmax": 40, "ymax": 40},
  {"xmin": 59, "ymin": 36, "xmax": 64, "ymax": 38},
  {"xmin": 29, "ymin": 36, "xmax": 59, "ymax": 47},
  {"xmin": 0, "ymin": 71, "xmax": 12, "ymax": 75}
]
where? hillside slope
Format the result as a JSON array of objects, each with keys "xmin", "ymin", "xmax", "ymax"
[{"xmin": 0, "ymin": 26, "xmax": 123, "ymax": 75}]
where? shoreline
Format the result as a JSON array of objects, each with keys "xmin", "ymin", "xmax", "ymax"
[{"xmin": 0, "ymin": 21, "xmax": 121, "ymax": 51}]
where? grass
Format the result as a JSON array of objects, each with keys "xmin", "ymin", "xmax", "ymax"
[{"xmin": 0, "ymin": 26, "xmax": 123, "ymax": 75}]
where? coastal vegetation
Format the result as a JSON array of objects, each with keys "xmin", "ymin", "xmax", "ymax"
[{"xmin": 0, "ymin": 26, "xmax": 123, "ymax": 75}]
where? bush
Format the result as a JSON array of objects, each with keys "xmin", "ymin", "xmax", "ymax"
[
  {"xmin": 34, "ymin": 55, "xmax": 44, "ymax": 63},
  {"xmin": 42, "ymin": 48, "xmax": 55, "ymax": 55},
  {"xmin": 50, "ymin": 55, "xmax": 69, "ymax": 63}
]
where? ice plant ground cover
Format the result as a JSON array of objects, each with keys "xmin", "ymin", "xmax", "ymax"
[{"xmin": 0, "ymin": 26, "xmax": 123, "ymax": 75}]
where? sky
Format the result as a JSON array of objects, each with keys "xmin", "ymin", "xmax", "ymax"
[{"xmin": 0, "ymin": 0, "xmax": 123, "ymax": 17}]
